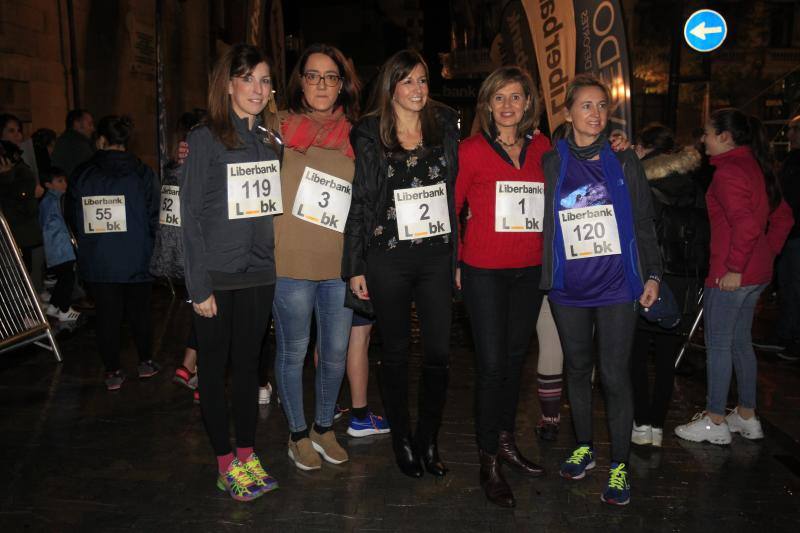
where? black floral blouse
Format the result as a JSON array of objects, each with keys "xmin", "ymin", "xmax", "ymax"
[{"xmin": 371, "ymin": 144, "xmax": 451, "ymax": 250}]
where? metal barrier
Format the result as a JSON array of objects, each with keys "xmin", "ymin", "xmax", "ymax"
[{"xmin": 0, "ymin": 211, "xmax": 61, "ymax": 361}]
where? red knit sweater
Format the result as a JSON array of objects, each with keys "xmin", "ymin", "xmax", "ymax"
[{"xmin": 455, "ymin": 132, "xmax": 550, "ymax": 269}]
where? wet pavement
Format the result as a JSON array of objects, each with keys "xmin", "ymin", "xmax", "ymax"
[{"xmin": 1, "ymin": 284, "xmax": 799, "ymax": 532}]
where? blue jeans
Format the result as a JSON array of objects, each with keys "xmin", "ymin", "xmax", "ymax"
[
  {"xmin": 704, "ymin": 284, "xmax": 766, "ymax": 415},
  {"xmin": 273, "ymin": 277, "xmax": 353, "ymax": 432}
]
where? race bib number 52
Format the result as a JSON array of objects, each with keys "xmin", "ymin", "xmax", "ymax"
[
  {"xmin": 394, "ymin": 183, "xmax": 451, "ymax": 240},
  {"xmin": 227, "ymin": 160, "xmax": 283, "ymax": 219},
  {"xmin": 559, "ymin": 204, "xmax": 621, "ymax": 260},
  {"xmin": 159, "ymin": 185, "xmax": 180, "ymax": 226},
  {"xmin": 82, "ymin": 195, "xmax": 126, "ymax": 233}
]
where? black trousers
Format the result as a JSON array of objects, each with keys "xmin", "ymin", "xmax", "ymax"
[
  {"xmin": 462, "ymin": 264, "xmax": 544, "ymax": 454},
  {"xmin": 91, "ymin": 282, "xmax": 153, "ymax": 372},
  {"xmin": 632, "ymin": 327, "xmax": 680, "ymax": 428},
  {"xmin": 366, "ymin": 244, "xmax": 451, "ymax": 441},
  {"xmin": 193, "ymin": 284, "xmax": 273, "ymax": 456},
  {"xmin": 549, "ymin": 299, "xmax": 638, "ymax": 463},
  {"xmin": 50, "ymin": 261, "xmax": 75, "ymax": 312}
]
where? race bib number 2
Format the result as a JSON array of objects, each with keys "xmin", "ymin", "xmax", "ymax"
[
  {"xmin": 495, "ymin": 180, "xmax": 543, "ymax": 232},
  {"xmin": 159, "ymin": 185, "xmax": 180, "ymax": 226},
  {"xmin": 394, "ymin": 183, "xmax": 450, "ymax": 241},
  {"xmin": 559, "ymin": 204, "xmax": 621, "ymax": 260},
  {"xmin": 82, "ymin": 195, "xmax": 126, "ymax": 233},
  {"xmin": 227, "ymin": 160, "xmax": 283, "ymax": 219},
  {"xmin": 292, "ymin": 167, "xmax": 351, "ymax": 232}
]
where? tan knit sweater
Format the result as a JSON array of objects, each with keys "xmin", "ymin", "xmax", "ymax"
[{"xmin": 274, "ymin": 142, "xmax": 355, "ymax": 280}]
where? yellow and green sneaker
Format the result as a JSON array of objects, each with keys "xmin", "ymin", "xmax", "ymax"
[
  {"xmin": 216, "ymin": 458, "xmax": 263, "ymax": 502},
  {"xmin": 242, "ymin": 453, "xmax": 279, "ymax": 494}
]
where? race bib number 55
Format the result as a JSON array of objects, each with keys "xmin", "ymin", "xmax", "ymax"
[
  {"xmin": 82, "ymin": 195, "xmax": 126, "ymax": 233},
  {"xmin": 227, "ymin": 160, "xmax": 283, "ymax": 219},
  {"xmin": 394, "ymin": 183, "xmax": 451, "ymax": 240},
  {"xmin": 292, "ymin": 167, "xmax": 351, "ymax": 232},
  {"xmin": 559, "ymin": 204, "xmax": 621, "ymax": 260}
]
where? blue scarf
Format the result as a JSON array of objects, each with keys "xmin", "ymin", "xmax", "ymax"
[{"xmin": 551, "ymin": 139, "xmax": 644, "ymax": 298}]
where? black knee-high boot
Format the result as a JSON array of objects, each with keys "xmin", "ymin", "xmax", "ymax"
[{"xmin": 415, "ymin": 364, "xmax": 449, "ymax": 476}]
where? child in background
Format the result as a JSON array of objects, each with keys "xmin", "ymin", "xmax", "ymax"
[{"xmin": 39, "ymin": 167, "xmax": 80, "ymax": 322}]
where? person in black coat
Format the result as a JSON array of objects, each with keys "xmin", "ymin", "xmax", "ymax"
[{"xmin": 67, "ymin": 115, "xmax": 161, "ymax": 391}]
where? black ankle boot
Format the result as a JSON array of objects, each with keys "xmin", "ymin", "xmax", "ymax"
[
  {"xmin": 497, "ymin": 431, "xmax": 545, "ymax": 476},
  {"xmin": 479, "ymin": 449, "xmax": 515, "ymax": 508},
  {"xmin": 416, "ymin": 434, "xmax": 448, "ymax": 477},
  {"xmin": 393, "ymin": 435, "xmax": 423, "ymax": 478}
]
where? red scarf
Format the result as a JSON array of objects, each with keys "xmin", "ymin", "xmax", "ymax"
[{"xmin": 280, "ymin": 107, "xmax": 354, "ymax": 159}]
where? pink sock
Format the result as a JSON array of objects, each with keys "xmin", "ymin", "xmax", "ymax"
[
  {"xmin": 217, "ymin": 452, "xmax": 234, "ymax": 474},
  {"xmin": 237, "ymin": 447, "xmax": 254, "ymax": 462}
]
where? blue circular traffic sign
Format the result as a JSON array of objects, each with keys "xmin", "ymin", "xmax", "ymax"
[{"xmin": 684, "ymin": 9, "xmax": 728, "ymax": 52}]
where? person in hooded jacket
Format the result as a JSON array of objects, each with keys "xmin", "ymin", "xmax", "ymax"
[{"xmin": 67, "ymin": 115, "xmax": 160, "ymax": 391}]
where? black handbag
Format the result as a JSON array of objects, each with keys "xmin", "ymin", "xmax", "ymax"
[{"xmin": 344, "ymin": 287, "xmax": 376, "ymax": 319}]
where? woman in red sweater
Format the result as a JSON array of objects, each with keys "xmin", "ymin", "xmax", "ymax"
[
  {"xmin": 455, "ymin": 66, "xmax": 548, "ymax": 508},
  {"xmin": 675, "ymin": 108, "xmax": 793, "ymax": 445}
]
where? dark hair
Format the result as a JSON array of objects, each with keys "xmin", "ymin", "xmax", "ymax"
[
  {"xmin": 41, "ymin": 166, "xmax": 66, "ymax": 184},
  {"xmin": 637, "ymin": 123, "xmax": 676, "ymax": 156},
  {"xmin": 710, "ymin": 108, "xmax": 781, "ymax": 211},
  {"xmin": 65, "ymin": 109, "xmax": 89, "ymax": 130},
  {"xmin": 365, "ymin": 49, "xmax": 442, "ymax": 150},
  {"xmin": 207, "ymin": 43, "xmax": 278, "ymax": 151},
  {"xmin": 0, "ymin": 113, "xmax": 21, "ymax": 134},
  {"xmin": 287, "ymin": 43, "xmax": 361, "ymax": 122},
  {"xmin": 476, "ymin": 66, "xmax": 540, "ymax": 139},
  {"xmin": 97, "ymin": 115, "xmax": 134, "ymax": 147},
  {"xmin": 32, "ymin": 128, "xmax": 57, "ymax": 149}
]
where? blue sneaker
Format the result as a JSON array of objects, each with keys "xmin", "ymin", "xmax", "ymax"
[
  {"xmin": 347, "ymin": 412, "xmax": 391, "ymax": 437},
  {"xmin": 601, "ymin": 462, "xmax": 630, "ymax": 506},
  {"xmin": 559, "ymin": 445, "xmax": 596, "ymax": 479}
]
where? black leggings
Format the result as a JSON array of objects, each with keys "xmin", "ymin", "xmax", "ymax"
[
  {"xmin": 549, "ymin": 299, "xmax": 638, "ymax": 463},
  {"xmin": 632, "ymin": 327, "xmax": 680, "ymax": 428},
  {"xmin": 462, "ymin": 264, "xmax": 544, "ymax": 453},
  {"xmin": 50, "ymin": 261, "xmax": 75, "ymax": 312},
  {"xmin": 366, "ymin": 244, "xmax": 452, "ymax": 441},
  {"xmin": 193, "ymin": 284, "xmax": 274, "ymax": 456},
  {"xmin": 91, "ymin": 282, "xmax": 152, "ymax": 372}
]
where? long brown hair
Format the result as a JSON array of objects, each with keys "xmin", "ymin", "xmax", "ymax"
[
  {"xmin": 476, "ymin": 66, "xmax": 540, "ymax": 139},
  {"xmin": 364, "ymin": 49, "xmax": 442, "ymax": 151},
  {"xmin": 207, "ymin": 43, "xmax": 278, "ymax": 150},
  {"xmin": 287, "ymin": 43, "xmax": 361, "ymax": 123}
]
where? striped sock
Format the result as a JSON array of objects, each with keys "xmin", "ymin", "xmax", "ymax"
[{"xmin": 537, "ymin": 372, "xmax": 563, "ymax": 420}]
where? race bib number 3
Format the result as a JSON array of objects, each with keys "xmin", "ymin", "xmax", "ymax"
[
  {"xmin": 292, "ymin": 167, "xmax": 351, "ymax": 233},
  {"xmin": 559, "ymin": 204, "xmax": 622, "ymax": 260},
  {"xmin": 159, "ymin": 185, "xmax": 180, "ymax": 226},
  {"xmin": 82, "ymin": 195, "xmax": 127, "ymax": 233},
  {"xmin": 394, "ymin": 183, "xmax": 451, "ymax": 241},
  {"xmin": 227, "ymin": 160, "xmax": 283, "ymax": 219},
  {"xmin": 495, "ymin": 180, "xmax": 544, "ymax": 232}
]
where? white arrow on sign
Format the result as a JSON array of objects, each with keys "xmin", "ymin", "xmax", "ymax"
[{"xmin": 690, "ymin": 21, "xmax": 723, "ymax": 40}]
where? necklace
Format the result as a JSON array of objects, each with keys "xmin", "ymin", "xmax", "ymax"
[{"xmin": 496, "ymin": 136, "xmax": 519, "ymax": 148}]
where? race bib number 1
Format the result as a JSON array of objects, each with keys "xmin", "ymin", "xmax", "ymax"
[
  {"xmin": 394, "ymin": 183, "xmax": 451, "ymax": 241},
  {"xmin": 227, "ymin": 160, "xmax": 283, "ymax": 219},
  {"xmin": 495, "ymin": 180, "xmax": 544, "ymax": 232},
  {"xmin": 559, "ymin": 204, "xmax": 622, "ymax": 260},
  {"xmin": 292, "ymin": 167, "xmax": 351, "ymax": 232},
  {"xmin": 82, "ymin": 195, "xmax": 127, "ymax": 233},
  {"xmin": 159, "ymin": 185, "xmax": 180, "ymax": 226}
]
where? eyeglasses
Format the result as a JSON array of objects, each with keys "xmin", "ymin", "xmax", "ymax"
[{"xmin": 302, "ymin": 72, "xmax": 342, "ymax": 86}]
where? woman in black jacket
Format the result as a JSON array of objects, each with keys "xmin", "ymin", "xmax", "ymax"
[
  {"xmin": 68, "ymin": 115, "xmax": 160, "ymax": 390},
  {"xmin": 180, "ymin": 44, "xmax": 281, "ymax": 502},
  {"xmin": 343, "ymin": 49, "xmax": 459, "ymax": 479}
]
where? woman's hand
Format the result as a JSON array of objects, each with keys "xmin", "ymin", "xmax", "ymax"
[
  {"xmin": 193, "ymin": 294, "xmax": 217, "ymax": 318},
  {"xmin": 455, "ymin": 267, "xmax": 461, "ymax": 290},
  {"xmin": 0, "ymin": 156, "xmax": 12, "ymax": 174},
  {"xmin": 34, "ymin": 182, "xmax": 45, "ymax": 199},
  {"xmin": 639, "ymin": 279, "xmax": 659, "ymax": 308},
  {"xmin": 718, "ymin": 272, "xmax": 742, "ymax": 291},
  {"xmin": 610, "ymin": 135, "xmax": 631, "ymax": 152},
  {"xmin": 349, "ymin": 275, "xmax": 370, "ymax": 300},
  {"xmin": 177, "ymin": 141, "xmax": 189, "ymax": 165}
]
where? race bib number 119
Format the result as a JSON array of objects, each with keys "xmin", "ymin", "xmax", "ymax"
[{"xmin": 227, "ymin": 160, "xmax": 283, "ymax": 219}]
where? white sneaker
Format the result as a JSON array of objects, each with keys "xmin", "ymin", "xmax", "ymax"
[
  {"xmin": 651, "ymin": 427, "xmax": 663, "ymax": 447},
  {"xmin": 674, "ymin": 412, "xmax": 732, "ymax": 445},
  {"xmin": 725, "ymin": 408, "xmax": 764, "ymax": 440},
  {"xmin": 55, "ymin": 307, "xmax": 81, "ymax": 322},
  {"xmin": 258, "ymin": 383, "xmax": 273, "ymax": 405},
  {"xmin": 631, "ymin": 423, "xmax": 653, "ymax": 445}
]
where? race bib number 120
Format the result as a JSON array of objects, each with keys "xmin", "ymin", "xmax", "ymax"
[
  {"xmin": 559, "ymin": 204, "xmax": 621, "ymax": 260},
  {"xmin": 82, "ymin": 195, "xmax": 127, "ymax": 233},
  {"xmin": 394, "ymin": 183, "xmax": 451, "ymax": 240},
  {"xmin": 227, "ymin": 160, "xmax": 283, "ymax": 219},
  {"xmin": 292, "ymin": 167, "xmax": 351, "ymax": 232},
  {"xmin": 495, "ymin": 180, "xmax": 543, "ymax": 232},
  {"xmin": 159, "ymin": 185, "xmax": 180, "ymax": 226}
]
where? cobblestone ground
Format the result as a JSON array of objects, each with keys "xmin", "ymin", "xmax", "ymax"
[{"xmin": 1, "ymin": 285, "xmax": 798, "ymax": 532}]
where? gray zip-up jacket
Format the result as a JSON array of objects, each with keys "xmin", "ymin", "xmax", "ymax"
[{"xmin": 180, "ymin": 114, "xmax": 281, "ymax": 303}]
